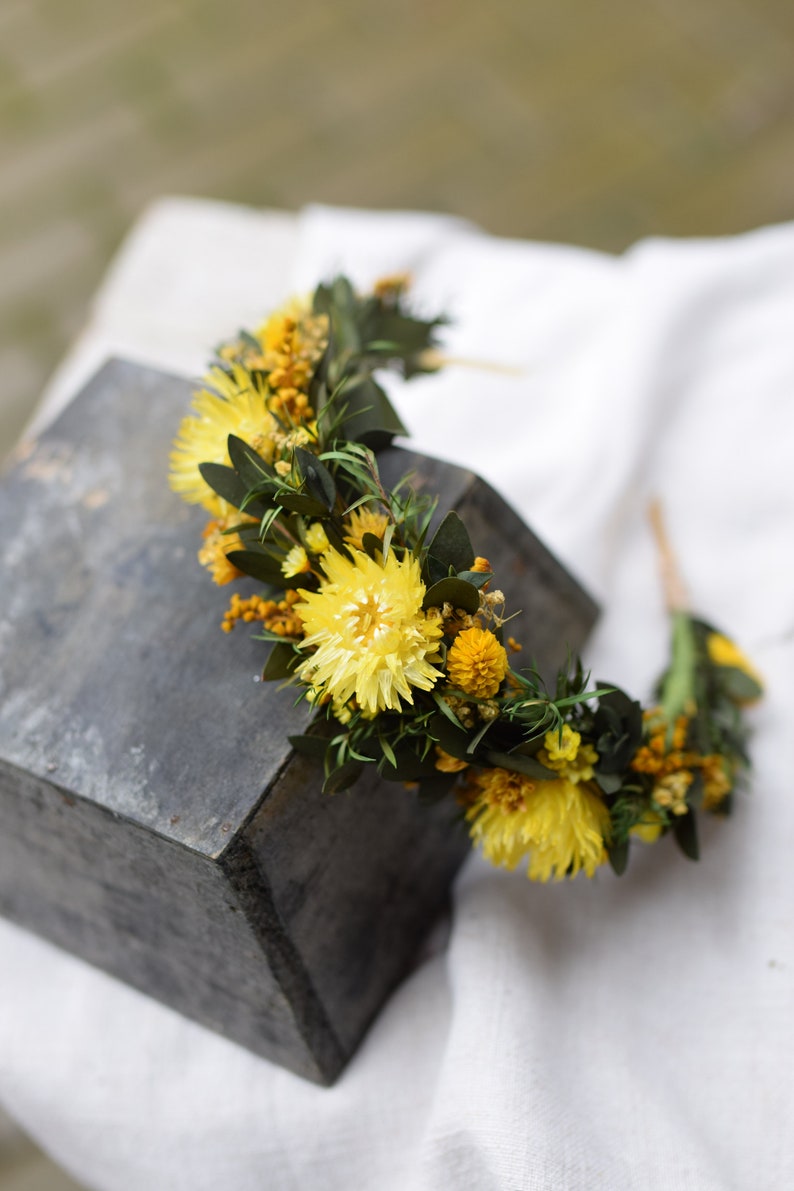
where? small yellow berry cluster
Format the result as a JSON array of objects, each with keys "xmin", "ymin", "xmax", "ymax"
[{"xmin": 222, "ymin": 589, "xmax": 304, "ymax": 637}]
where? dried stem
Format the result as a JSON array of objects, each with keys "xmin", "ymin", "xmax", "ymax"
[
  {"xmin": 648, "ymin": 499, "xmax": 689, "ymax": 613},
  {"xmin": 418, "ymin": 348, "xmax": 525, "ymax": 377}
]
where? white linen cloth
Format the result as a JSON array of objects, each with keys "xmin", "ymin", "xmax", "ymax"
[{"xmin": 2, "ymin": 199, "xmax": 794, "ymax": 1190}]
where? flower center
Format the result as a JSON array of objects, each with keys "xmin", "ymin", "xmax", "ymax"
[{"xmin": 347, "ymin": 593, "xmax": 394, "ymax": 646}]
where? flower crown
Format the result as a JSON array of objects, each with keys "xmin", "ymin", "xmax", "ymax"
[{"xmin": 169, "ymin": 276, "xmax": 762, "ymax": 882}]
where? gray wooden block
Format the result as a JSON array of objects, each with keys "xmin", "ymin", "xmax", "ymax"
[{"xmin": 0, "ymin": 359, "xmax": 597, "ymax": 1084}]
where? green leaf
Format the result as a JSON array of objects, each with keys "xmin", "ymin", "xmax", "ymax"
[
  {"xmin": 361, "ymin": 532, "xmax": 384, "ymax": 560},
  {"xmin": 288, "ymin": 733, "xmax": 331, "ymax": 761},
  {"xmin": 422, "ymin": 576, "xmax": 480, "ymax": 614},
  {"xmin": 718, "ymin": 665, "xmax": 764, "ymax": 704},
  {"xmin": 595, "ymin": 772, "xmax": 624, "ymax": 796},
  {"xmin": 198, "ymin": 462, "xmax": 249, "ymax": 509},
  {"xmin": 379, "ymin": 734, "xmax": 398, "ymax": 770},
  {"xmin": 672, "ymin": 810, "xmax": 700, "ymax": 861},
  {"xmin": 457, "ymin": 569, "xmax": 493, "ymax": 589},
  {"xmin": 338, "ymin": 376, "xmax": 407, "ymax": 448},
  {"xmin": 323, "ymin": 759, "xmax": 365, "ymax": 794},
  {"xmin": 322, "ymin": 518, "xmax": 351, "ymax": 559},
  {"xmin": 661, "ymin": 612, "xmax": 697, "ymax": 728},
  {"xmin": 593, "ymin": 686, "xmax": 644, "ymax": 773},
  {"xmin": 485, "ymin": 750, "xmax": 557, "ymax": 779},
  {"xmin": 427, "ymin": 511, "xmax": 475, "ymax": 573},
  {"xmin": 227, "ymin": 435, "xmax": 276, "ymax": 489},
  {"xmin": 380, "ymin": 754, "xmax": 441, "ymax": 782},
  {"xmin": 277, "ymin": 492, "xmax": 329, "ymax": 517},
  {"xmin": 608, "ymin": 838, "xmax": 629, "ymax": 876},
  {"xmin": 225, "ymin": 549, "xmax": 285, "ymax": 585},
  {"xmin": 328, "ymin": 276, "xmax": 361, "ymax": 356},
  {"xmin": 262, "ymin": 641, "xmax": 298, "ymax": 681},
  {"xmin": 294, "ymin": 447, "xmax": 336, "ymax": 511},
  {"xmin": 429, "ymin": 710, "xmax": 471, "ymax": 759},
  {"xmin": 416, "ymin": 773, "xmax": 458, "ymax": 803}
]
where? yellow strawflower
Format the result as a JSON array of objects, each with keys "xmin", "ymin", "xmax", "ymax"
[
  {"xmin": 305, "ymin": 522, "xmax": 330, "ymax": 555},
  {"xmin": 296, "ymin": 547, "xmax": 443, "ymax": 716},
  {"xmin": 169, "ymin": 365, "xmax": 276, "ymax": 514},
  {"xmin": 466, "ymin": 767, "xmax": 610, "ymax": 882},
  {"xmin": 281, "ymin": 545, "xmax": 311, "ymax": 579},
  {"xmin": 543, "ymin": 723, "xmax": 580, "ymax": 765},
  {"xmin": 446, "ymin": 626, "xmax": 508, "ymax": 699},
  {"xmin": 539, "ymin": 725, "xmax": 598, "ymax": 783},
  {"xmin": 343, "ymin": 506, "xmax": 390, "ymax": 551}
]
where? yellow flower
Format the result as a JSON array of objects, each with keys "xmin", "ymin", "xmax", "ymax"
[
  {"xmin": 257, "ymin": 298, "xmax": 310, "ymax": 353},
  {"xmin": 343, "ymin": 506, "xmax": 390, "ymax": 551},
  {"xmin": 373, "ymin": 272, "xmax": 412, "ymax": 302},
  {"xmin": 169, "ymin": 365, "xmax": 276, "ymax": 514},
  {"xmin": 446, "ymin": 626, "xmax": 508, "ymax": 699},
  {"xmin": 281, "ymin": 545, "xmax": 311, "ymax": 579},
  {"xmin": 197, "ymin": 515, "xmax": 253, "ymax": 586},
  {"xmin": 466, "ymin": 767, "xmax": 610, "ymax": 881},
  {"xmin": 296, "ymin": 547, "xmax": 443, "ymax": 716},
  {"xmin": 221, "ymin": 590, "xmax": 303, "ymax": 636},
  {"xmin": 631, "ymin": 812, "xmax": 664, "ymax": 844},
  {"xmin": 435, "ymin": 747, "xmax": 469, "ymax": 774},
  {"xmin": 539, "ymin": 725, "xmax": 598, "ymax": 783},
  {"xmin": 707, "ymin": 633, "xmax": 764, "ymax": 696},
  {"xmin": 652, "ymin": 769, "xmax": 692, "ymax": 815},
  {"xmin": 543, "ymin": 723, "xmax": 580, "ymax": 765},
  {"xmin": 700, "ymin": 754, "xmax": 732, "ymax": 810},
  {"xmin": 305, "ymin": 522, "xmax": 330, "ymax": 554}
]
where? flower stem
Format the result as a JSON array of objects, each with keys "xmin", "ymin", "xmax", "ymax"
[{"xmin": 648, "ymin": 499, "xmax": 689, "ymax": 613}]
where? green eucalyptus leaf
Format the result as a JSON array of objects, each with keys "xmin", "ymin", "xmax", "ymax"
[
  {"xmin": 427, "ymin": 511, "xmax": 475, "ymax": 573},
  {"xmin": 198, "ymin": 462, "xmax": 249, "ymax": 509},
  {"xmin": 608, "ymin": 838, "xmax": 630, "ymax": 876},
  {"xmin": 322, "ymin": 518, "xmax": 351, "ymax": 558},
  {"xmin": 338, "ymin": 376, "xmax": 407, "ymax": 447},
  {"xmin": 672, "ymin": 810, "xmax": 700, "ymax": 861},
  {"xmin": 225, "ymin": 550, "xmax": 285, "ymax": 585},
  {"xmin": 429, "ymin": 711, "xmax": 471, "ymax": 759},
  {"xmin": 227, "ymin": 435, "xmax": 276, "ymax": 489},
  {"xmin": 593, "ymin": 686, "xmax": 644, "ymax": 773},
  {"xmin": 323, "ymin": 758, "xmax": 365, "ymax": 794},
  {"xmin": 485, "ymin": 750, "xmax": 557, "ymax": 780},
  {"xmin": 288, "ymin": 734, "xmax": 331, "ymax": 761},
  {"xmin": 457, "ymin": 569, "xmax": 493, "ymax": 589},
  {"xmin": 262, "ymin": 641, "xmax": 299, "ymax": 681},
  {"xmin": 382, "ymin": 755, "xmax": 442, "ymax": 782},
  {"xmin": 294, "ymin": 447, "xmax": 336, "ymax": 511},
  {"xmin": 278, "ymin": 492, "xmax": 329, "ymax": 517},
  {"xmin": 422, "ymin": 577, "xmax": 480, "ymax": 614},
  {"xmin": 416, "ymin": 773, "xmax": 459, "ymax": 803},
  {"xmin": 361, "ymin": 532, "xmax": 384, "ymax": 560},
  {"xmin": 595, "ymin": 772, "xmax": 624, "ymax": 796},
  {"xmin": 718, "ymin": 665, "xmax": 764, "ymax": 704}
]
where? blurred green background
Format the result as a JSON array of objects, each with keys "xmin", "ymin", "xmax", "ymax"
[
  {"xmin": 3, "ymin": 0, "xmax": 794, "ymax": 457},
  {"xmin": 1, "ymin": 0, "xmax": 794, "ymax": 1184}
]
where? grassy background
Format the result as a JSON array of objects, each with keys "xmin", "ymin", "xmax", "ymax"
[{"xmin": 2, "ymin": 0, "xmax": 794, "ymax": 456}]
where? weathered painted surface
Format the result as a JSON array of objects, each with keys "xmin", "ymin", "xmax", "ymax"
[{"xmin": 0, "ymin": 359, "xmax": 597, "ymax": 1082}]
